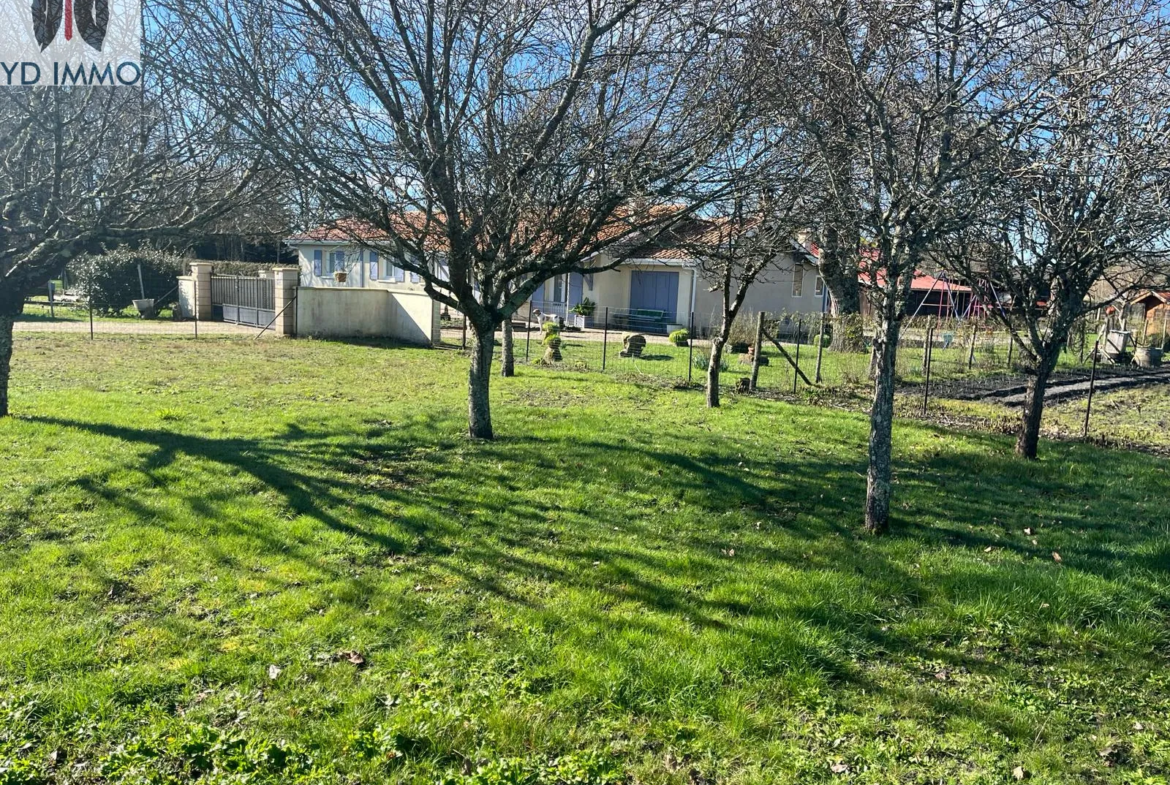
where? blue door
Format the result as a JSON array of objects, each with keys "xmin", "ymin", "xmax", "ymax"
[
  {"xmin": 568, "ymin": 273, "xmax": 584, "ymax": 307},
  {"xmin": 629, "ymin": 271, "xmax": 679, "ymax": 318}
]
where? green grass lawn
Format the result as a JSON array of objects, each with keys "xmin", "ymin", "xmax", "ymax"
[{"xmin": 2, "ymin": 334, "xmax": 1169, "ymax": 784}]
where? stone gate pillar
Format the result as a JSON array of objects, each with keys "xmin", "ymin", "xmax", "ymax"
[
  {"xmin": 189, "ymin": 262, "xmax": 214, "ymax": 321},
  {"xmin": 272, "ymin": 267, "xmax": 300, "ymax": 337}
]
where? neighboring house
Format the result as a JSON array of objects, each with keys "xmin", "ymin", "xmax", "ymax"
[
  {"xmin": 1130, "ymin": 290, "xmax": 1170, "ymax": 339},
  {"xmin": 287, "ymin": 222, "xmax": 434, "ymax": 296},
  {"xmin": 858, "ymin": 271, "xmax": 977, "ymax": 320},
  {"xmin": 286, "ymin": 218, "xmax": 824, "ymax": 335},
  {"xmin": 524, "ymin": 230, "xmax": 823, "ymax": 334}
]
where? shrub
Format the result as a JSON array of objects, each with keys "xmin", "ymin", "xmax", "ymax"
[
  {"xmin": 669, "ymin": 329, "xmax": 689, "ymax": 347},
  {"xmin": 726, "ymin": 311, "xmax": 760, "ymax": 347},
  {"xmin": 540, "ymin": 321, "xmax": 560, "ymax": 335},
  {"xmin": 69, "ymin": 251, "xmax": 272, "ymax": 315},
  {"xmin": 692, "ymin": 350, "xmax": 728, "ymax": 371},
  {"xmin": 69, "ymin": 249, "xmax": 188, "ymax": 315},
  {"xmin": 543, "ymin": 332, "xmax": 562, "ymax": 347}
]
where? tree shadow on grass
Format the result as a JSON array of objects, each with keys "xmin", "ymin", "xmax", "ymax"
[{"xmin": 17, "ymin": 412, "xmax": 1170, "ymax": 746}]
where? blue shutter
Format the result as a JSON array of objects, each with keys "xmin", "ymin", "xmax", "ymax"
[
  {"xmin": 312, "ymin": 249, "xmax": 322, "ymax": 275},
  {"xmin": 395, "ymin": 265, "xmax": 406, "ymax": 283},
  {"xmin": 410, "ymin": 271, "xmax": 419, "ymax": 283}
]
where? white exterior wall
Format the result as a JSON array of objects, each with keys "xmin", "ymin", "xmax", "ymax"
[
  {"xmin": 582, "ymin": 256, "xmax": 818, "ymax": 332},
  {"xmin": 295, "ymin": 287, "xmax": 438, "ymax": 346},
  {"xmin": 691, "ymin": 255, "xmax": 824, "ymax": 333},
  {"xmin": 293, "ymin": 242, "xmax": 429, "ymax": 295},
  {"xmin": 176, "ymin": 276, "xmax": 196, "ymax": 318},
  {"xmin": 390, "ymin": 290, "xmax": 442, "ymax": 346}
]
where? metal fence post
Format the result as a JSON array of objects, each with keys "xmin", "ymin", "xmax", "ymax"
[
  {"xmin": 922, "ymin": 319, "xmax": 931, "ymax": 374},
  {"xmin": 1083, "ymin": 339, "xmax": 1100, "ymax": 438},
  {"xmin": 525, "ymin": 307, "xmax": 532, "ymax": 363},
  {"xmin": 1007, "ymin": 332, "xmax": 1014, "ymax": 369},
  {"xmin": 687, "ymin": 311, "xmax": 694, "ymax": 384},
  {"xmin": 749, "ymin": 311, "xmax": 765, "ymax": 391},
  {"xmin": 967, "ymin": 322, "xmax": 977, "ymax": 370},
  {"xmin": 461, "ymin": 313, "xmax": 467, "ymax": 351},
  {"xmin": 602, "ymin": 307, "xmax": 609, "ymax": 371},
  {"xmin": 922, "ymin": 323, "xmax": 935, "ymax": 415}
]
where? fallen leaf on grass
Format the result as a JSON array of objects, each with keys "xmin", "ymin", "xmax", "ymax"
[
  {"xmin": 830, "ymin": 763, "xmax": 850, "ymax": 774},
  {"xmin": 338, "ymin": 650, "xmax": 366, "ymax": 667},
  {"xmin": 1052, "ymin": 552, "xmax": 1062, "ymax": 563},
  {"xmin": 1013, "ymin": 766, "xmax": 1027, "ymax": 780},
  {"xmin": 267, "ymin": 664, "xmax": 282, "ymax": 680}
]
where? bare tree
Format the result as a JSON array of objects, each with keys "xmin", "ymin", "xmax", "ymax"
[
  {"xmin": 680, "ymin": 174, "xmax": 809, "ymax": 407},
  {"xmin": 779, "ymin": 0, "xmax": 1051, "ymax": 532},
  {"xmin": 0, "ymin": 86, "xmax": 262, "ymax": 417},
  {"xmin": 942, "ymin": 0, "xmax": 1170, "ymax": 459},
  {"xmin": 164, "ymin": 0, "xmax": 750, "ymax": 439},
  {"xmin": 765, "ymin": 16, "xmax": 866, "ymax": 348}
]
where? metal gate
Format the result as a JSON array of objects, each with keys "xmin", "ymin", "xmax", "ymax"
[{"xmin": 210, "ymin": 275, "xmax": 276, "ymax": 327}]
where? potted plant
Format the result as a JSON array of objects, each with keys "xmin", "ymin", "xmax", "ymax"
[
  {"xmin": 571, "ymin": 298, "xmax": 596, "ymax": 317},
  {"xmin": 1134, "ymin": 332, "xmax": 1164, "ymax": 368}
]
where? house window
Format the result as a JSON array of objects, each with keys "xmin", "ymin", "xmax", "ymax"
[
  {"xmin": 329, "ymin": 251, "xmax": 345, "ymax": 273},
  {"xmin": 553, "ymin": 275, "xmax": 564, "ymax": 302},
  {"xmin": 792, "ymin": 269, "xmax": 804, "ymax": 297},
  {"xmin": 410, "ymin": 270, "xmax": 419, "ymax": 283},
  {"xmin": 815, "ymin": 276, "xmax": 825, "ymax": 297},
  {"xmin": 586, "ymin": 274, "xmax": 594, "ymax": 291},
  {"xmin": 312, "ymin": 249, "xmax": 322, "ymax": 276},
  {"xmin": 369, "ymin": 251, "xmax": 379, "ymax": 281}
]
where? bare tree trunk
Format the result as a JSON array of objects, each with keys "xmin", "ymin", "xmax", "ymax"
[
  {"xmin": 0, "ymin": 312, "xmax": 13, "ymax": 419},
  {"xmin": 706, "ymin": 337, "xmax": 725, "ymax": 407},
  {"xmin": 1016, "ymin": 352, "xmax": 1058, "ymax": 459},
  {"xmin": 500, "ymin": 317, "xmax": 515, "ymax": 377},
  {"xmin": 821, "ymin": 226, "xmax": 865, "ymax": 352},
  {"xmin": 468, "ymin": 323, "xmax": 496, "ymax": 439},
  {"xmin": 865, "ymin": 317, "xmax": 902, "ymax": 534}
]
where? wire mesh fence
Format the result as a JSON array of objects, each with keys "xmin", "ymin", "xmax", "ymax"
[
  {"xmin": 15, "ymin": 278, "xmax": 277, "ymax": 339},
  {"xmin": 440, "ymin": 308, "xmax": 1169, "ymax": 433}
]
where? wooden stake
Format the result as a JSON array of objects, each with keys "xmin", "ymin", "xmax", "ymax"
[
  {"xmin": 814, "ymin": 313, "xmax": 826, "ymax": 384},
  {"xmin": 1083, "ymin": 340, "xmax": 1100, "ymax": 438},
  {"xmin": 749, "ymin": 311, "xmax": 765, "ymax": 391}
]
